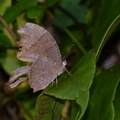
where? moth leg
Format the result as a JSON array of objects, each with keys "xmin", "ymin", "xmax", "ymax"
[
  {"xmin": 10, "ymin": 77, "xmax": 27, "ymax": 88},
  {"xmin": 51, "ymin": 78, "xmax": 58, "ymax": 87},
  {"xmin": 50, "ymin": 77, "xmax": 58, "ymax": 87},
  {"xmin": 55, "ymin": 77, "xmax": 58, "ymax": 84},
  {"xmin": 51, "ymin": 81, "xmax": 54, "ymax": 86},
  {"xmin": 6, "ymin": 66, "xmax": 31, "ymax": 85},
  {"xmin": 55, "ymin": 77, "xmax": 58, "ymax": 87}
]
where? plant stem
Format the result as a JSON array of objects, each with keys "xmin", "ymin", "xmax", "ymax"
[
  {"xmin": 47, "ymin": 11, "xmax": 87, "ymax": 54},
  {"xmin": 64, "ymin": 28, "xmax": 87, "ymax": 54},
  {"xmin": 0, "ymin": 15, "xmax": 18, "ymax": 44}
]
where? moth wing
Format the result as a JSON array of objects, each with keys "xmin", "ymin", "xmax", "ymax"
[
  {"xmin": 17, "ymin": 23, "xmax": 64, "ymax": 66},
  {"xmin": 29, "ymin": 55, "xmax": 63, "ymax": 92},
  {"xmin": 16, "ymin": 23, "xmax": 66, "ymax": 92},
  {"xmin": 40, "ymin": 31, "xmax": 64, "ymax": 68}
]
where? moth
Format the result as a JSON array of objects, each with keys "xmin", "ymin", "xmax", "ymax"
[{"xmin": 6, "ymin": 23, "xmax": 66, "ymax": 92}]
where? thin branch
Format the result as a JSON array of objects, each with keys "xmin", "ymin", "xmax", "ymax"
[
  {"xmin": 0, "ymin": 46, "xmax": 18, "ymax": 50},
  {"xmin": 0, "ymin": 15, "xmax": 18, "ymax": 44}
]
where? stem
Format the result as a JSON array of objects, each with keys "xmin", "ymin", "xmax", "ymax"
[
  {"xmin": 64, "ymin": 28, "xmax": 87, "ymax": 54},
  {"xmin": 0, "ymin": 15, "xmax": 18, "ymax": 44},
  {"xmin": 0, "ymin": 46, "xmax": 18, "ymax": 50},
  {"xmin": 47, "ymin": 11, "xmax": 87, "ymax": 54}
]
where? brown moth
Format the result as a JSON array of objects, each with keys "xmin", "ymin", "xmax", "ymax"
[{"xmin": 6, "ymin": 23, "xmax": 66, "ymax": 92}]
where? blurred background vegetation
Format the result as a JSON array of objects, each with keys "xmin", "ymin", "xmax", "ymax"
[{"xmin": 0, "ymin": 0, "xmax": 120, "ymax": 120}]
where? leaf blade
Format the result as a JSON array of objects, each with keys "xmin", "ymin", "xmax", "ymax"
[{"xmin": 85, "ymin": 65, "xmax": 120, "ymax": 120}]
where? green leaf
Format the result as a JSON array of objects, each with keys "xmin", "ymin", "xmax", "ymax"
[
  {"xmin": 44, "ymin": 0, "xmax": 60, "ymax": 6},
  {"xmin": 52, "ymin": 99, "xmax": 65, "ymax": 120},
  {"xmin": 1, "ymin": 50, "xmax": 21, "ymax": 74},
  {"xmin": 92, "ymin": 0, "xmax": 120, "ymax": 56},
  {"xmin": 71, "ymin": 102, "xmax": 81, "ymax": 120},
  {"xmin": 53, "ymin": 0, "xmax": 87, "ymax": 27},
  {"xmin": 75, "ymin": 91, "xmax": 90, "ymax": 119},
  {"xmin": 0, "ymin": 0, "xmax": 39, "ymax": 29},
  {"xmin": 0, "ymin": 26, "xmax": 24, "ymax": 76},
  {"xmin": 0, "ymin": 33, "xmax": 12, "ymax": 65},
  {"xmin": 27, "ymin": 6, "xmax": 41, "ymax": 19},
  {"xmin": 53, "ymin": 13, "xmax": 75, "ymax": 27},
  {"xmin": 114, "ymin": 83, "xmax": 120, "ymax": 120},
  {"xmin": 85, "ymin": 65, "xmax": 120, "ymax": 120},
  {"xmin": 0, "ymin": 33, "xmax": 12, "ymax": 45},
  {"xmin": 35, "ymin": 93, "xmax": 65, "ymax": 120},
  {"xmin": 0, "ymin": 0, "xmax": 10, "ymax": 15},
  {"xmin": 59, "ymin": 0, "xmax": 87, "ymax": 23},
  {"xmin": 44, "ymin": 50, "xmax": 96, "ymax": 118}
]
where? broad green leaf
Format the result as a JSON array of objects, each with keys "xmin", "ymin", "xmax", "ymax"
[
  {"xmin": 1, "ymin": 50, "xmax": 21, "ymax": 74},
  {"xmin": 103, "ymin": 104, "xmax": 115, "ymax": 120},
  {"xmin": 0, "ymin": 33, "xmax": 12, "ymax": 65},
  {"xmin": 71, "ymin": 102, "xmax": 81, "ymax": 120},
  {"xmin": 0, "ymin": 0, "xmax": 39, "ymax": 29},
  {"xmin": 53, "ymin": 13, "xmax": 75, "ymax": 27},
  {"xmin": 0, "ymin": 31, "xmax": 24, "ymax": 76},
  {"xmin": 52, "ymin": 99, "xmax": 65, "ymax": 120},
  {"xmin": 59, "ymin": 0, "xmax": 87, "ymax": 23},
  {"xmin": 35, "ymin": 93, "xmax": 65, "ymax": 120},
  {"xmin": 27, "ymin": 6, "xmax": 41, "ymax": 19},
  {"xmin": 53, "ymin": 0, "xmax": 87, "ymax": 27},
  {"xmin": 0, "ymin": 33, "xmax": 12, "ymax": 45},
  {"xmin": 85, "ymin": 65, "xmax": 120, "ymax": 120},
  {"xmin": 75, "ymin": 91, "xmax": 89, "ymax": 119},
  {"xmin": 114, "ymin": 83, "xmax": 120, "ymax": 120},
  {"xmin": 0, "ymin": 0, "xmax": 10, "ymax": 15},
  {"xmin": 44, "ymin": 0, "xmax": 60, "ymax": 6},
  {"xmin": 44, "ymin": 50, "xmax": 96, "ymax": 118},
  {"xmin": 92, "ymin": 0, "xmax": 120, "ymax": 55}
]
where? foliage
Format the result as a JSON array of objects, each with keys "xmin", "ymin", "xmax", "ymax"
[{"xmin": 0, "ymin": 0, "xmax": 120, "ymax": 120}]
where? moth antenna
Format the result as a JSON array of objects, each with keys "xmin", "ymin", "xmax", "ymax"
[
  {"xmin": 64, "ymin": 67, "xmax": 74, "ymax": 77},
  {"xmin": 63, "ymin": 44, "xmax": 75, "ymax": 60},
  {"xmin": 0, "ymin": 15, "xmax": 18, "ymax": 44},
  {"xmin": 62, "ymin": 44, "xmax": 75, "ymax": 77}
]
